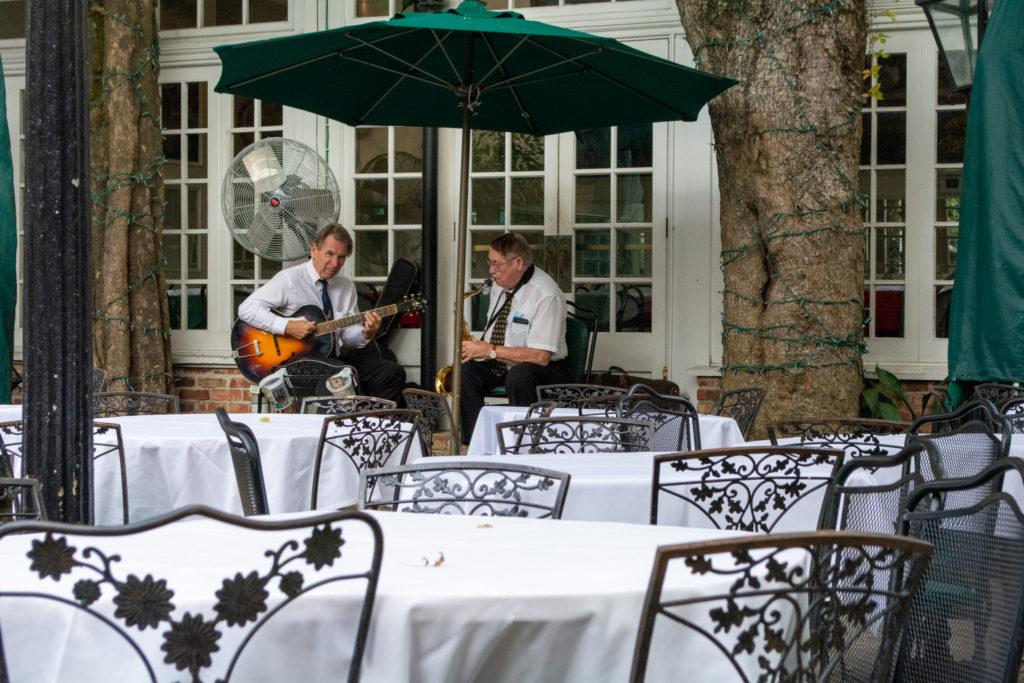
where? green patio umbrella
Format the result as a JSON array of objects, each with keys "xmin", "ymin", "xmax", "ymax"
[{"xmin": 214, "ymin": 0, "xmax": 736, "ymax": 435}]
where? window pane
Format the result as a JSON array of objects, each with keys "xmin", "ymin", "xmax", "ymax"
[
  {"xmin": 875, "ymin": 169, "xmax": 905, "ymax": 222},
  {"xmin": 876, "ymin": 112, "xmax": 905, "ymax": 165},
  {"xmin": 515, "ymin": 0, "xmax": 559, "ymax": 6},
  {"xmin": 873, "ymin": 285, "xmax": 904, "ymax": 338},
  {"xmin": 356, "ymin": 0, "xmax": 389, "ymax": 17},
  {"xmin": 575, "ymin": 283, "xmax": 610, "ymax": 332},
  {"xmin": 617, "ymin": 283, "xmax": 651, "ymax": 332},
  {"xmin": 394, "ymin": 127, "xmax": 423, "ymax": 172},
  {"xmin": 205, "ymin": 0, "xmax": 242, "ymax": 26},
  {"xmin": 234, "ymin": 96, "xmax": 255, "ymax": 128},
  {"xmin": 187, "ymin": 234, "xmax": 208, "ymax": 278},
  {"xmin": 575, "ymin": 175, "xmax": 610, "ymax": 223},
  {"xmin": 617, "ymin": 123, "xmax": 652, "ymax": 168},
  {"xmin": 616, "ymin": 174, "xmax": 651, "ymax": 222},
  {"xmin": 164, "ymin": 238, "xmax": 182, "ymax": 281},
  {"xmin": 860, "ymin": 113, "xmax": 871, "ymax": 166},
  {"xmin": 167, "ymin": 284, "xmax": 182, "ymax": 328},
  {"xmin": 162, "ymin": 84, "xmax": 181, "ymax": 130},
  {"xmin": 936, "ymin": 110, "xmax": 967, "ymax": 164},
  {"xmin": 858, "ymin": 169, "xmax": 871, "ymax": 222},
  {"xmin": 937, "ymin": 61, "xmax": 969, "ymax": 106},
  {"xmin": 186, "ymin": 184, "xmax": 207, "ymax": 229},
  {"xmin": 163, "ymin": 136, "xmax": 181, "ymax": 180},
  {"xmin": 616, "ymin": 228, "xmax": 652, "ymax": 277},
  {"xmin": 186, "ymin": 82, "xmax": 207, "ymax": 128},
  {"xmin": 471, "ymin": 177, "xmax": 504, "ymax": 225},
  {"xmin": 186, "ymin": 133, "xmax": 208, "ymax": 177},
  {"xmin": 935, "ymin": 284, "xmax": 953, "ymax": 338},
  {"xmin": 0, "ymin": 1, "xmax": 25, "ymax": 38},
  {"xmin": 185, "ymin": 284, "xmax": 207, "ymax": 329},
  {"xmin": 161, "ymin": 0, "xmax": 196, "ymax": 29},
  {"xmin": 574, "ymin": 229, "xmax": 610, "ymax": 277},
  {"xmin": 261, "ymin": 257, "xmax": 282, "ymax": 278},
  {"xmin": 355, "ymin": 179, "xmax": 388, "ymax": 225},
  {"xmin": 396, "ymin": 230, "xmax": 422, "ymax": 263},
  {"xmin": 394, "ymin": 178, "xmax": 422, "ymax": 224},
  {"xmin": 472, "ymin": 130, "xmax": 505, "ymax": 173},
  {"xmin": 510, "ymin": 177, "xmax": 543, "ymax": 225},
  {"xmin": 877, "ymin": 53, "xmax": 906, "ymax": 107},
  {"xmin": 165, "ymin": 186, "xmax": 181, "ymax": 229},
  {"xmin": 356, "ymin": 128, "xmax": 388, "ymax": 174},
  {"xmin": 250, "ymin": 0, "xmax": 288, "ymax": 23},
  {"xmin": 935, "ymin": 169, "xmax": 962, "ymax": 221},
  {"xmin": 232, "ymin": 240, "xmax": 255, "ymax": 279},
  {"xmin": 576, "ymin": 128, "xmax": 610, "ymax": 169},
  {"xmin": 511, "ymin": 133, "xmax": 544, "ymax": 172},
  {"xmin": 233, "ymin": 132, "xmax": 254, "ymax": 157},
  {"xmin": 470, "ymin": 230, "xmax": 503, "ymax": 280},
  {"xmin": 874, "ymin": 227, "xmax": 904, "ymax": 279},
  {"xmin": 354, "ymin": 230, "xmax": 388, "ymax": 277},
  {"xmin": 935, "ymin": 226, "xmax": 958, "ymax": 280},
  {"xmin": 262, "ymin": 100, "xmax": 283, "ymax": 126}
]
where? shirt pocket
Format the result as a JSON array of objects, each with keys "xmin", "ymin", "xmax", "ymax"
[{"xmin": 505, "ymin": 315, "xmax": 530, "ymax": 347}]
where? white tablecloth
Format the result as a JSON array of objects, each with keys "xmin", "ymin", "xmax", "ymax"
[
  {"xmin": 0, "ymin": 403, "xmax": 20, "ymax": 423},
  {"xmin": 0, "ymin": 510, "xmax": 761, "ymax": 683},
  {"xmin": 467, "ymin": 405, "xmax": 744, "ymax": 455},
  {"xmin": 94, "ymin": 413, "xmax": 423, "ymax": 525}
]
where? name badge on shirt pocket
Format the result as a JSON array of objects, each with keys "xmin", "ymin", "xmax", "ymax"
[{"xmin": 511, "ymin": 315, "xmax": 529, "ymax": 325}]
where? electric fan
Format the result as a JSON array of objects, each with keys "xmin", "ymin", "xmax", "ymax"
[{"xmin": 221, "ymin": 138, "xmax": 340, "ymax": 261}]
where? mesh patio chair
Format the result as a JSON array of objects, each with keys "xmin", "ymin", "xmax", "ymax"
[
  {"xmin": 712, "ymin": 387, "xmax": 765, "ymax": 440},
  {"xmin": 495, "ymin": 416, "xmax": 653, "ymax": 454},
  {"xmin": 616, "ymin": 385, "xmax": 701, "ymax": 452},
  {"xmin": 310, "ymin": 409, "xmax": 424, "ymax": 509},
  {"xmin": 1, "ymin": 420, "xmax": 130, "ymax": 523},
  {"xmin": 300, "ymin": 395, "xmax": 396, "ymax": 415},
  {"xmin": 895, "ymin": 459, "xmax": 1024, "ymax": 683},
  {"xmin": 215, "ymin": 408, "xmax": 270, "ymax": 516},
  {"xmin": 401, "ymin": 388, "xmax": 457, "ymax": 455},
  {"xmin": 1000, "ymin": 396, "xmax": 1024, "ymax": 433},
  {"xmin": 0, "ymin": 477, "xmax": 45, "ymax": 523},
  {"xmin": 651, "ymin": 446, "xmax": 844, "ymax": 531},
  {"xmin": 359, "ymin": 461, "xmax": 571, "ymax": 519},
  {"xmin": 0, "ymin": 505, "xmax": 382, "ymax": 682},
  {"xmin": 971, "ymin": 381, "xmax": 1024, "ymax": 407},
  {"xmin": 92, "ymin": 391, "xmax": 179, "ymax": 417},
  {"xmin": 629, "ymin": 531, "xmax": 933, "ymax": 683},
  {"xmin": 768, "ymin": 417, "xmax": 911, "ymax": 466},
  {"xmin": 906, "ymin": 399, "xmax": 1010, "ymax": 481},
  {"xmin": 535, "ymin": 383, "xmax": 626, "ymax": 409}
]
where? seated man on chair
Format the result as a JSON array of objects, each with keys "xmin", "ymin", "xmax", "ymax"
[
  {"xmin": 460, "ymin": 232, "xmax": 570, "ymax": 442},
  {"xmin": 238, "ymin": 222, "xmax": 406, "ymax": 404}
]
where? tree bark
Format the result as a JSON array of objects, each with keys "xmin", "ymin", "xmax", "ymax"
[
  {"xmin": 90, "ymin": 0, "xmax": 172, "ymax": 394},
  {"xmin": 676, "ymin": 0, "xmax": 868, "ymax": 434}
]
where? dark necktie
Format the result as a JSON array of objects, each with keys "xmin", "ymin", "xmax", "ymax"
[
  {"xmin": 488, "ymin": 293, "xmax": 513, "ymax": 377},
  {"xmin": 318, "ymin": 279, "xmax": 333, "ymax": 319}
]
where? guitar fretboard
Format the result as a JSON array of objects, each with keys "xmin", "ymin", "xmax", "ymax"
[{"xmin": 312, "ymin": 304, "xmax": 400, "ymax": 337}]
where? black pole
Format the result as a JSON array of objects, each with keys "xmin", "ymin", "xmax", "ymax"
[
  {"xmin": 23, "ymin": 0, "xmax": 93, "ymax": 523},
  {"xmin": 421, "ymin": 126, "xmax": 439, "ymax": 388}
]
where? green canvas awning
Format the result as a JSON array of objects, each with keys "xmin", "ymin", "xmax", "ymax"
[
  {"xmin": 947, "ymin": 1, "xmax": 1024, "ymax": 382},
  {"xmin": 0, "ymin": 55, "xmax": 16, "ymax": 403}
]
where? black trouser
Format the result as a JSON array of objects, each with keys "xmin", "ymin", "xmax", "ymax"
[
  {"xmin": 459, "ymin": 358, "xmax": 571, "ymax": 444},
  {"xmin": 339, "ymin": 351, "xmax": 407, "ymax": 405}
]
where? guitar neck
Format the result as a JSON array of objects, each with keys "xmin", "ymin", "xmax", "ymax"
[{"xmin": 313, "ymin": 303, "xmax": 399, "ymax": 336}]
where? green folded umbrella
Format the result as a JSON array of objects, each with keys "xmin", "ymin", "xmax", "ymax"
[{"xmin": 214, "ymin": 0, "xmax": 736, "ymax": 434}]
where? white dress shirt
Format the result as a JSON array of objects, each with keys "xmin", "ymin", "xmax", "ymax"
[
  {"xmin": 237, "ymin": 260, "xmax": 369, "ymax": 351},
  {"xmin": 482, "ymin": 265, "xmax": 567, "ymax": 361}
]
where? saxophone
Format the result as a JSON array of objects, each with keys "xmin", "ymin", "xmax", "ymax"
[{"xmin": 435, "ymin": 277, "xmax": 493, "ymax": 395}]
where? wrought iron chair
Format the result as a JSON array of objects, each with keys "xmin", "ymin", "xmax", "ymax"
[
  {"xmin": 895, "ymin": 459, "xmax": 1024, "ymax": 683},
  {"xmin": 300, "ymin": 395, "xmax": 396, "ymax": 415},
  {"xmin": 651, "ymin": 446, "xmax": 844, "ymax": 531},
  {"xmin": 0, "ymin": 477, "xmax": 45, "ymax": 523},
  {"xmin": 817, "ymin": 440, "xmax": 943, "ymax": 536},
  {"xmin": 906, "ymin": 398, "xmax": 1011, "ymax": 481},
  {"xmin": 712, "ymin": 387, "xmax": 765, "ymax": 439},
  {"xmin": 401, "ymin": 388, "xmax": 457, "ymax": 455},
  {"xmin": 971, "ymin": 381, "xmax": 1024, "ymax": 407},
  {"xmin": 215, "ymin": 408, "xmax": 270, "ymax": 517},
  {"xmin": 310, "ymin": 408, "xmax": 424, "ymax": 509},
  {"xmin": 616, "ymin": 385, "xmax": 701, "ymax": 452},
  {"xmin": 0, "ymin": 505, "xmax": 382, "ymax": 682},
  {"xmin": 535, "ymin": 383, "xmax": 626, "ymax": 409},
  {"xmin": 495, "ymin": 416, "xmax": 653, "ymax": 454},
  {"xmin": 92, "ymin": 391, "xmax": 179, "ymax": 417},
  {"xmin": 767, "ymin": 417, "xmax": 911, "ymax": 466},
  {"xmin": 1000, "ymin": 396, "xmax": 1024, "ymax": 433},
  {"xmin": 629, "ymin": 531, "xmax": 933, "ymax": 683},
  {"xmin": 359, "ymin": 461, "xmax": 571, "ymax": 519},
  {"xmin": 525, "ymin": 400, "xmax": 557, "ymax": 419},
  {"xmin": 1, "ymin": 420, "xmax": 130, "ymax": 523}
]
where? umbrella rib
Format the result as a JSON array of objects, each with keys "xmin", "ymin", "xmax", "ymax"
[
  {"xmin": 222, "ymin": 51, "xmax": 342, "ymax": 91},
  {"xmin": 478, "ymin": 34, "xmax": 537, "ymax": 135}
]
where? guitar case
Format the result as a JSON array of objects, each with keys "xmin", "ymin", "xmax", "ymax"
[{"xmin": 348, "ymin": 258, "xmax": 421, "ymax": 361}]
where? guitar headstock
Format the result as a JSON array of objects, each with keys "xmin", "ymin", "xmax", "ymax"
[{"xmin": 396, "ymin": 294, "xmax": 427, "ymax": 314}]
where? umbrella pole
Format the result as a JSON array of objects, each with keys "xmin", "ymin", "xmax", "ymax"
[{"xmin": 449, "ymin": 90, "xmax": 473, "ymax": 447}]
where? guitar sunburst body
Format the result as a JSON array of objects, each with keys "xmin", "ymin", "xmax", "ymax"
[{"xmin": 231, "ymin": 296, "xmax": 426, "ymax": 383}]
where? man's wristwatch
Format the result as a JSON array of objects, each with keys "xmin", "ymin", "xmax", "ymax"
[{"xmin": 488, "ymin": 345, "xmax": 497, "ymax": 360}]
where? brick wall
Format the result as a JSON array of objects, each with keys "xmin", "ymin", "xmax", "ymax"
[
  {"xmin": 174, "ymin": 366, "xmax": 255, "ymax": 413},
  {"xmin": 696, "ymin": 375, "xmax": 723, "ymax": 414}
]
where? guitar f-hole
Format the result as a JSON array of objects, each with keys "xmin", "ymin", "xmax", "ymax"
[{"xmin": 272, "ymin": 334, "xmax": 281, "ymax": 356}]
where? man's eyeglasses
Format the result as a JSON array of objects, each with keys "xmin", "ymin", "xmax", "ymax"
[{"xmin": 487, "ymin": 256, "xmax": 519, "ymax": 269}]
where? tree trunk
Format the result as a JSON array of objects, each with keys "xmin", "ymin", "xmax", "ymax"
[
  {"xmin": 90, "ymin": 0, "xmax": 172, "ymax": 394},
  {"xmin": 676, "ymin": 1, "xmax": 868, "ymax": 434}
]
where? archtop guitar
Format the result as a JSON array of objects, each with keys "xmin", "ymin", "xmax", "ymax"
[{"xmin": 231, "ymin": 295, "xmax": 426, "ymax": 383}]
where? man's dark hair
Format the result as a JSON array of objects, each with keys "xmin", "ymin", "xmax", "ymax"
[{"xmin": 313, "ymin": 222, "xmax": 354, "ymax": 252}]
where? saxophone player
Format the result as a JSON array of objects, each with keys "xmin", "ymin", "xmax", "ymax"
[{"xmin": 459, "ymin": 232, "xmax": 569, "ymax": 443}]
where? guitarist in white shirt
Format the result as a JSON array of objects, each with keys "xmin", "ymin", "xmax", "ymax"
[{"xmin": 237, "ymin": 223, "xmax": 406, "ymax": 403}]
